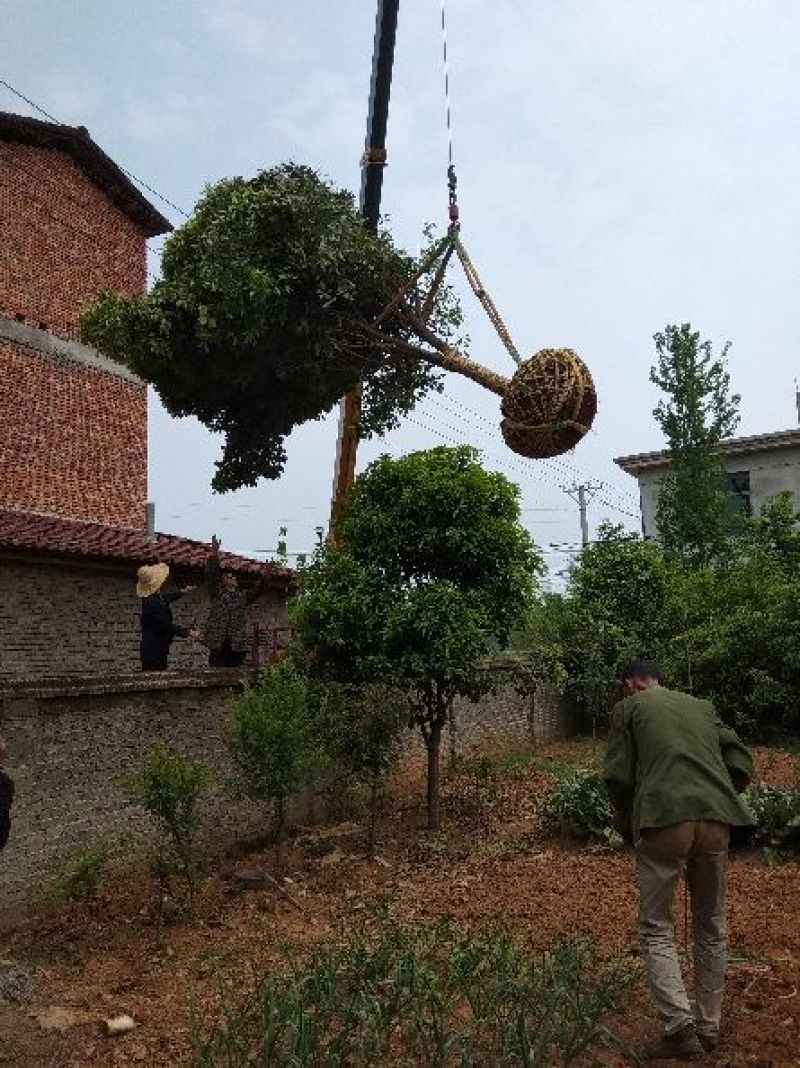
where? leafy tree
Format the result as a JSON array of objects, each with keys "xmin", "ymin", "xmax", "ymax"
[
  {"xmin": 675, "ymin": 496, "xmax": 800, "ymax": 737},
  {"xmin": 77, "ymin": 165, "xmax": 496, "ymax": 492},
  {"xmin": 557, "ymin": 524, "xmax": 678, "ymax": 726},
  {"xmin": 316, "ymin": 682, "xmax": 407, "ymax": 856},
  {"xmin": 227, "ymin": 661, "xmax": 322, "ymax": 860},
  {"xmin": 292, "ymin": 446, "xmax": 542, "ymax": 830},
  {"xmin": 650, "ymin": 323, "xmax": 740, "ymax": 563}
]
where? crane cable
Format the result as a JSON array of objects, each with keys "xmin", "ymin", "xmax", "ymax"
[{"xmin": 439, "ymin": 0, "xmax": 522, "ymax": 367}]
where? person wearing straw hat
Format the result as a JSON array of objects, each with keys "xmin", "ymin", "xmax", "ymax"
[{"xmin": 136, "ymin": 563, "xmax": 198, "ymax": 671}]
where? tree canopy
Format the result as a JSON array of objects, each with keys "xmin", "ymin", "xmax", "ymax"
[
  {"xmin": 291, "ymin": 446, "xmax": 543, "ymax": 828},
  {"xmin": 80, "ymin": 165, "xmax": 462, "ymax": 491}
]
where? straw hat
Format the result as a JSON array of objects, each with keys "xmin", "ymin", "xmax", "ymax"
[{"xmin": 136, "ymin": 563, "xmax": 170, "ymax": 598}]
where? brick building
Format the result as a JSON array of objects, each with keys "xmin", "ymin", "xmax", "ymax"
[{"xmin": 0, "ymin": 112, "xmax": 290, "ymax": 678}]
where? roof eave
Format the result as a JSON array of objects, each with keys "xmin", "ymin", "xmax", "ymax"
[{"xmin": 0, "ymin": 111, "xmax": 173, "ymax": 237}]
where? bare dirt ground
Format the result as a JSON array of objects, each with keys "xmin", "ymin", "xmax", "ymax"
[{"xmin": 0, "ymin": 740, "xmax": 797, "ymax": 1067}]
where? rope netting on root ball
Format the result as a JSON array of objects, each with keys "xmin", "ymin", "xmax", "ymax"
[{"xmin": 501, "ymin": 348, "xmax": 597, "ymax": 460}]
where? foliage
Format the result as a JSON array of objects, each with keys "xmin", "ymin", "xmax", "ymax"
[
  {"xmin": 292, "ymin": 446, "xmax": 542, "ymax": 830},
  {"xmin": 51, "ymin": 841, "xmax": 109, "ymax": 902},
  {"xmin": 669, "ymin": 495, "xmax": 800, "ymax": 735},
  {"xmin": 227, "ymin": 661, "xmax": 323, "ymax": 839},
  {"xmin": 315, "ymin": 681, "xmax": 407, "ymax": 854},
  {"xmin": 124, "ymin": 746, "xmax": 209, "ymax": 902},
  {"xmin": 522, "ymin": 499, "xmax": 800, "ymax": 738},
  {"xmin": 650, "ymin": 323, "xmax": 741, "ymax": 564},
  {"xmin": 190, "ymin": 923, "xmax": 634, "ymax": 1067},
  {"xmin": 744, "ymin": 782, "xmax": 800, "ymax": 857},
  {"xmin": 519, "ymin": 524, "xmax": 679, "ymax": 727},
  {"xmin": 510, "ymin": 595, "xmax": 569, "ymax": 690},
  {"xmin": 541, "ymin": 770, "xmax": 619, "ymax": 844},
  {"xmin": 79, "ymin": 165, "xmax": 462, "ymax": 491}
]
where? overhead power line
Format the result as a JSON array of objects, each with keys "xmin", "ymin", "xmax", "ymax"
[
  {"xmin": 0, "ymin": 77, "xmax": 189, "ymax": 218},
  {"xmin": 429, "ymin": 389, "xmax": 641, "ymax": 508},
  {"xmin": 422, "ymin": 393, "xmax": 640, "ymax": 520}
]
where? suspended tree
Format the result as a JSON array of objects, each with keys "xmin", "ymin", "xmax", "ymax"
[
  {"xmin": 291, "ymin": 446, "xmax": 542, "ymax": 831},
  {"xmin": 80, "ymin": 165, "xmax": 596, "ymax": 492}
]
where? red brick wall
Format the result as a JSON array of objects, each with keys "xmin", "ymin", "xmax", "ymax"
[
  {"xmin": 0, "ymin": 338, "xmax": 147, "ymax": 528},
  {"xmin": 0, "ymin": 141, "xmax": 146, "ymax": 336}
]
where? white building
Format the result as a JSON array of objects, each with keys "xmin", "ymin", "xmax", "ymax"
[{"xmin": 615, "ymin": 429, "xmax": 800, "ymax": 539}]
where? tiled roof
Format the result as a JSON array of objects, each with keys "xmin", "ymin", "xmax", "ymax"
[
  {"xmin": 0, "ymin": 509, "xmax": 293, "ymax": 583},
  {"xmin": 0, "ymin": 111, "xmax": 173, "ymax": 237}
]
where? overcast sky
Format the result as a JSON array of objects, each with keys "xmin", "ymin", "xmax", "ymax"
[{"xmin": 2, "ymin": 1, "xmax": 799, "ymax": 578}]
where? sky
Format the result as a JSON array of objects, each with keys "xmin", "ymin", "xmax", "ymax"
[{"xmin": 2, "ymin": 1, "xmax": 799, "ymax": 580}]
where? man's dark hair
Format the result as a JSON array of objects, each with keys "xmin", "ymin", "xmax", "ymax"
[{"xmin": 618, "ymin": 657, "xmax": 662, "ymax": 683}]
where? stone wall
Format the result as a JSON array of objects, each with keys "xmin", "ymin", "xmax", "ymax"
[
  {"xmin": 0, "ymin": 670, "xmax": 576, "ymax": 922},
  {"xmin": 0, "ymin": 558, "xmax": 288, "ymax": 680},
  {"xmin": 0, "ymin": 673, "xmax": 268, "ymax": 921}
]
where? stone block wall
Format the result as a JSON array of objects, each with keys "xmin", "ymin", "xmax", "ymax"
[
  {"xmin": 0, "ymin": 558, "xmax": 288, "ymax": 680},
  {"xmin": 0, "ymin": 671, "xmax": 577, "ymax": 921},
  {"xmin": 0, "ymin": 674, "xmax": 270, "ymax": 920}
]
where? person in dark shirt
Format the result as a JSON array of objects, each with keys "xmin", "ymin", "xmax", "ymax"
[
  {"xmin": 136, "ymin": 563, "xmax": 198, "ymax": 671},
  {"xmin": 0, "ymin": 734, "xmax": 13, "ymax": 852},
  {"xmin": 201, "ymin": 536, "xmax": 267, "ymax": 668}
]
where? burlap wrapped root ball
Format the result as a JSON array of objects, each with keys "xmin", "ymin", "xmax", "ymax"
[{"xmin": 500, "ymin": 348, "xmax": 597, "ymax": 459}]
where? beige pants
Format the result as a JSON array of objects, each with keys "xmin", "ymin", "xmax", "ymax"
[{"xmin": 637, "ymin": 820, "xmax": 729, "ymax": 1038}]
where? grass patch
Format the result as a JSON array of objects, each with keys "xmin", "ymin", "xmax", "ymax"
[{"xmin": 190, "ymin": 924, "xmax": 635, "ymax": 1066}]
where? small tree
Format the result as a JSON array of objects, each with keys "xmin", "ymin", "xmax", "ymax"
[
  {"xmin": 292, "ymin": 446, "xmax": 541, "ymax": 831},
  {"xmin": 227, "ymin": 661, "xmax": 322, "ymax": 864},
  {"xmin": 651, "ymin": 323, "xmax": 740, "ymax": 564},
  {"xmin": 124, "ymin": 746, "xmax": 209, "ymax": 907},
  {"xmin": 317, "ymin": 682, "xmax": 406, "ymax": 856}
]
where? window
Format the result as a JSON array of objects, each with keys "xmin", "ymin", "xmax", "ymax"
[{"xmin": 725, "ymin": 470, "xmax": 751, "ymax": 516}]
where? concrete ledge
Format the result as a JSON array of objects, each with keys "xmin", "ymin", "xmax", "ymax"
[
  {"xmin": 0, "ymin": 669, "xmax": 250, "ymax": 704},
  {"xmin": 0, "ymin": 314, "xmax": 143, "ymax": 385}
]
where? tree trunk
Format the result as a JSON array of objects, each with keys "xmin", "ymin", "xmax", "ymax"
[
  {"xmin": 428, "ymin": 347, "xmax": 509, "ymax": 397},
  {"xmin": 367, "ymin": 774, "xmax": 379, "ymax": 859},
  {"xmin": 274, "ymin": 796, "xmax": 287, "ymax": 877},
  {"xmin": 447, "ymin": 704, "xmax": 458, "ymax": 772},
  {"xmin": 426, "ymin": 725, "xmax": 442, "ymax": 832}
]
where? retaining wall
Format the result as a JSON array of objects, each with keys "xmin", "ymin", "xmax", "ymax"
[{"xmin": 0, "ymin": 668, "xmax": 576, "ymax": 922}]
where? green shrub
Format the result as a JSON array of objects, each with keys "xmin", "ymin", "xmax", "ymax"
[
  {"xmin": 51, "ymin": 842, "xmax": 109, "ymax": 901},
  {"xmin": 190, "ymin": 924, "xmax": 634, "ymax": 1066},
  {"xmin": 542, "ymin": 770, "xmax": 618, "ymax": 843},
  {"xmin": 745, "ymin": 782, "xmax": 800, "ymax": 857},
  {"xmin": 124, "ymin": 746, "xmax": 209, "ymax": 902},
  {"xmin": 314, "ymin": 681, "xmax": 406, "ymax": 856},
  {"xmin": 227, "ymin": 662, "xmax": 323, "ymax": 850}
]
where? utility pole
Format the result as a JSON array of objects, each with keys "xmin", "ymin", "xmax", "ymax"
[
  {"xmin": 329, "ymin": 0, "xmax": 400, "ymax": 533},
  {"xmin": 563, "ymin": 481, "xmax": 603, "ymax": 547}
]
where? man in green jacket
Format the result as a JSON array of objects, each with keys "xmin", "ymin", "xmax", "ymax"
[{"xmin": 603, "ymin": 659, "xmax": 754, "ymax": 1061}]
